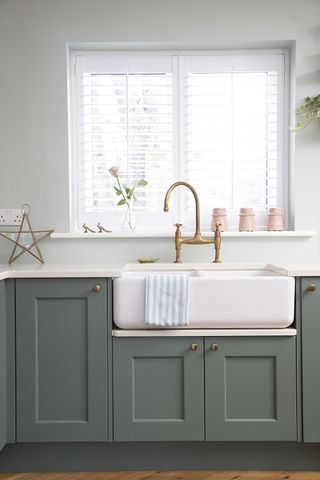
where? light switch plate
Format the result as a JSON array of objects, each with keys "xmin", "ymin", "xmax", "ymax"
[{"xmin": 0, "ymin": 208, "xmax": 23, "ymax": 226}]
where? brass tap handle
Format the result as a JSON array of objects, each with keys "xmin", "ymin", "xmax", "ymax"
[
  {"xmin": 174, "ymin": 224, "xmax": 183, "ymax": 263},
  {"xmin": 210, "ymin": 343, "xmax": 219, "ymax": 351},
  {"xmin": 307, "ymin": 284, "xmax": 317, "ymax": 292},
  {"xmin": 213, "ymin": 223, "xmax": 222, "ymax": 264},
  {"xmin": 190, "ymin": 343, "xmax": 198, "ymax": 351},
  {"xmin": 92, "ymin": 284, "xmax": 102, "ymax": 293}
]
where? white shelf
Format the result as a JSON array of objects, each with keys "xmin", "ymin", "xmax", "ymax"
[{"xmin": 51, "ymin": 230, "xmax": 316, "ymax": 239}]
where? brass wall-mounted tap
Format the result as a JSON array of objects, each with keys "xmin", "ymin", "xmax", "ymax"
[{"xmin": 163, "ymin": 181, "xmax": 222, "ymax": 263}]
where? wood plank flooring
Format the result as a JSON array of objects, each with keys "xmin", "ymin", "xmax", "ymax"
[{"xmin": 0, "ymin": 471, "xmax": 320, "ymax": 480}]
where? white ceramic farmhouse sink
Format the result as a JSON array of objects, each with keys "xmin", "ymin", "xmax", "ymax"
[{"xmin": 113, "ymin": 269, "xmax": 295, "ymax": 329}]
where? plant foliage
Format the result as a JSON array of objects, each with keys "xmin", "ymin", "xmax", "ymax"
[
  {"xmin": 108, "ymin": 166, "xmax": 148, "ymax": 207},
  {"xmin": 291, "ymin": 94, "xmax": 320, "ymax": 132}
]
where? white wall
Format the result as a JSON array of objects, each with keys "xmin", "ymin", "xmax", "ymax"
[{"xmin": 0, "ymin": 0, "xmax": 319, "ymax": 265}]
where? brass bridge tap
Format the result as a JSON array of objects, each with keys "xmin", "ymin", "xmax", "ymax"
[{"xmin": 163, "ymin": 181, "xmax": 222, "ymax": 264}]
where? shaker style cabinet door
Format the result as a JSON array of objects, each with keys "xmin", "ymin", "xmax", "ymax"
[
  {"xmin": 113, "ymin": 337, "xmax": 204, "ymax": 441},
  {"xmin": 301, "ymin": 278, "xmax": 320, "ymax": 442},
  {"xmin": 0, "ymin": 281, "xmax": 6, "ymax": 452},
  {"xmin": 16, "ymin": 278, "xmax": 108, "ymax": 442},
  {"xmin": 205, "ymin": 337, "xmax": 297, "ymax": 441}
]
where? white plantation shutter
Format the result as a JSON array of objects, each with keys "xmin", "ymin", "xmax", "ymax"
[
  {"xmin": 183, "ymin": 53, "xmax": 285, "ymax": 228},
  {"xmin": 71, "ymin": 50, "xmax": 287, "ymax": 231},
  {"xmin": 73, "ymin": 53, "xmax": 175, "ymax": 229}
]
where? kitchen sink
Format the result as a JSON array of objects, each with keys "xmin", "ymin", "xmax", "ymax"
[{"xmin": 113, "ymin": 267, "xmax": 295, "ymax": 329}]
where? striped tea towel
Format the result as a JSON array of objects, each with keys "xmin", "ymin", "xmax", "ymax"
[{"xmin": 145, "ymin": 274, "xmax": 190, "ymax": 327}]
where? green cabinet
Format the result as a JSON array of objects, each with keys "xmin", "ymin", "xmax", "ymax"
[
  {"xmin": 113, "ymin": 336, "xmax": 297, "ymax": 442},
  {"xmin": 205, "ymin": 337, "xmax": 297, "ymax": 441},
  {"xmin": 16, "ymin": 278, "xmax": 109, "ymax": 442},
  {"xmin": 301, "ymin": 277, "xmax": 320, "ymax": 442},
  {"xmin": 113, "ymin": 337, "xmax": 204, "ymax": 441},
  {"xmin": 0, "ymin": 281, "xmax": 6, "ymax": 452}
]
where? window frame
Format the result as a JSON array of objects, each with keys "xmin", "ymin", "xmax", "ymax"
[{"xmin": 68, "ymin": 47, "xmax": 290, "ymax": 233}]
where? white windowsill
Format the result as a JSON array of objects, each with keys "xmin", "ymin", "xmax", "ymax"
[{"xmin": 51, "ymin": 230, "xmax": 316, "ymax": 239}]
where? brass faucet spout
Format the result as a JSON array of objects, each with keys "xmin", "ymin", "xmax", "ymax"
[{"xmin": 163, "ymin": 181, "xmax": 201, "ymax": 236}]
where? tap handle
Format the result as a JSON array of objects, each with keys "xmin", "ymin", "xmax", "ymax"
[
  {"xmin": 213, "ymin": 223, "xmax": 222, "ymax": 239},
  {"xmin": 213, "ymin": 223, "xmax": 222, "ymax": 264}
]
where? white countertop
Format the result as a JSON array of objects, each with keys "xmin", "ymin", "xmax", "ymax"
[
  {"xmin": 0, "ymin": 262, "xmax": 320, "ymax": 279},
  {"xmin": 0, "ymin": 264, "xmax": 123, "ymax": 280},
  {"xmin": 123, "ymin": 262, "xmax": 320, "ymax": 277},
  {"xmin": 267, "ymin": 263, "xmax": 320, "ymax": 277}
]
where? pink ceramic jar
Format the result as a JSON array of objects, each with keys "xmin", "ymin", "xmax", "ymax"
[
  {"xmin": 211, "ymin": 208, "xmax": 227, "ymax": 231},
  {"xmin": 239, "ymin": 208, "xmax": 255, "ymax": 232},
  {"xmin": 267, "ymin": 207, "xmax": 283, "ymax": 231}
]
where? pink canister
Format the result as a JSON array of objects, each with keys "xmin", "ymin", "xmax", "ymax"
[
  {"xmin": 211, "ymin": 208, "xmax": 227, "ymax": 231},
  {"xmin": 239, "ymin": 208, "xmax": 255, "ymax": 232},
  {"xmin": 267, "ymin": 208, "xmax": 283, "ymax": 231}
]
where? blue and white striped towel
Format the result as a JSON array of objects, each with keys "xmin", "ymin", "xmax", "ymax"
[{"xmin": 145, "ymin": 274, "xmax": 190, "ymax": 327}]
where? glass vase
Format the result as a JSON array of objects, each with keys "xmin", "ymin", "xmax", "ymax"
[{"xmin": 121, "ymin": 201, "xmax": 137, "ymax": 232}]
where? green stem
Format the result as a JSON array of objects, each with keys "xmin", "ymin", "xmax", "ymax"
[{"xmin": 116, "ymin": 176, "xmax": 131, "ymax": 209}]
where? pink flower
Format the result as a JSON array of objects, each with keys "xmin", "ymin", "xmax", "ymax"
[{"xmin": 108, "ymin": 166, "xmax": 120, "ymax": 177}]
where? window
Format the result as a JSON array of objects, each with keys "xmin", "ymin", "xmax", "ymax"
[{"xmin": 69, "ymin": 49, "xmax": 288, "ymax": 231}]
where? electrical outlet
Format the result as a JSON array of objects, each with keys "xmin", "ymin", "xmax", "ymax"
[{"xmin": 0, "ymin": 208, "xmax": 23, "ymax": 226}]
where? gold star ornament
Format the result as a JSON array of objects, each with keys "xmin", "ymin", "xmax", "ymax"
[{"xmin": 0, "ymin": 204, "xmax": 53, "ymax": 264}]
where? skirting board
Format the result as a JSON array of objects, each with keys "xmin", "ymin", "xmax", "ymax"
[{"xmin": 1, "ymin": 442, "xmax": 320, "ymax": 472}]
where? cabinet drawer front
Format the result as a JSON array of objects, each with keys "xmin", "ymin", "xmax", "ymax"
[
  {"xmin": 113, "ymin": 337, "xmax": 204, "ymax": 441},
  {"xmin": 16, "ymin": 278, "xmax": 108, "ymax": 442},
  {"xmin": 205, "ymin": 337, "xmax": 297, "ymax": 441}
]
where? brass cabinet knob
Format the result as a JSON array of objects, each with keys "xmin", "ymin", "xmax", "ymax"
[
  {"xmin": 307, "ymin": 284, "xmax": 317, "ymax": 292},
  {"xmin": 190, "ymin": 343, "xmax": 198, "ymax": 351},
  {"xmin": 92, "ymin": 284, "xmax": 102, "ymax": 293},
  {"xmin": 210, "ymin": 343, "xmax": 219, "ymax": 351}
]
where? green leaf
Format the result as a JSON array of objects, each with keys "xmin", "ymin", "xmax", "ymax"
[
  {"xmin": 114, "ymin": 186, "xmax": 121, "ymax": 194},
  {"xmin": 136, "ymin": 179, "xmax": 148, "ymax": 186},
  {"xmin": 117, "ymin": 199, "xmax": 125, "ymax": 206},
  {"xmin": 115, "ymin": 190, "xmax": 121, "ymax": 196},
  {"xmin": 303, "ymin": 111, "xmax": 313, "ymax": 121},
  {"xmin": 125, "ymin": 187, "xmax": 131, "ymax": 195}
]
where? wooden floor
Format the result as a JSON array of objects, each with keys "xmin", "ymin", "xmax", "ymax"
[{"xmin": 0, "ymin": 472, "xmax": 320, "ymax": 480}]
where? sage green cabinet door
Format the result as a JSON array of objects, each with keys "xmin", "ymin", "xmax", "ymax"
[
  {"xmin": 205, "ymin": 337, "xmax": 297, "ymax": 441},
  {"xmin": 113, "ymin": 337, "xmax": 204, "ymax": 441},
  {"xmin": 0, "ymin": 281, "xmax": 6, "ymax": 452},
  {"xmin": 16, "ymin": 278, "xmax": 108, "ymax": 442},
  {"xmin": 301, "ymin": 278, "xmax": 320, "ymax": 442}
]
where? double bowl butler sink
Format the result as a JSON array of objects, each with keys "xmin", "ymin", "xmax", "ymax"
[{"xmin": 113, "ymin": 267, "xmax": 295, "ymax": 329}]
